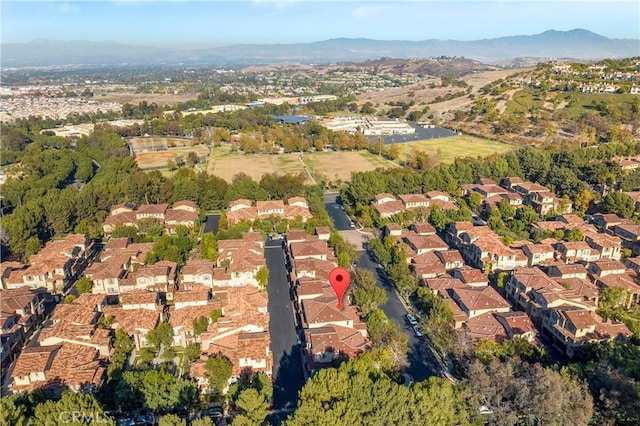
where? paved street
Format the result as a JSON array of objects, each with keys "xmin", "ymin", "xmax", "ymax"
[
  {"xmin": 323, "ymin": 191, "xmax": 442, "ymax": 382},
  {"xmin": 355, "ymin": 249, "xmax": 441, "ymax": 381},
  {"xmin": 323, "ymin": 192, "xmax": 352, "ymax": 231},
  {"xmin": 264, "ymin": 240, "xmax": 305, "ymax": 410}
]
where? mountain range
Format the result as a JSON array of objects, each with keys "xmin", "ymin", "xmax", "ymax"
[{"xmin": 2, "ymin": 29, "xmax": 638, "ymax": 68}]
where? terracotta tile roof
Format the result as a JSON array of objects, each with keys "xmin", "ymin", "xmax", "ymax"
[
  {"xmin": 425, "ymin": 191, "xmax": 450, "ymax": 201},
  {"xmin": 1, "ymin": 287, "xmax": 41, "ymax": 313},
  {"xmin": 422, "ymin": 277, "xmax": 465, "ymax": 294},
  {"xmin": 174, "ymin": 289, "xmax": 210, "ymax": 304},
  {"xmin": 172, "ymin": 200, "xmax": 198, "ymax": 211},
  {"xmin": 103, "ymin": 237, "xmax": 131, "ymax": 250},
  {"xmin": 165, "ymin": 208, "xmax": 198, "ymax": 224},
  {"xmin": 373, "ymin": 193, "xmax": 396, "ymax": 203},
  {"xmin": 182, "ymin": 259, "xmax": 215, "ymax": 276},
  {"xmin": 229, "ymin": 199, "xmax": 252, "ymax": 209},
  {"xmin": 548, "ymin": 263, "xmax": 587, "ymax": 276},
  {"xmin": 256, "ymin": 200, "xmax": 285, "ymax": 212},
  {"xmin": 137, "ymin": 204, "xmax": 168, "ymax": 216},
  {"xmin": 411, "ymin": 222, "xmax": 436, "ymax": 235},
  {"xmin": 374, "ymin": 200, "xmax": 405, "ymax": 216},
  {"xmin": 302, "ymin": 298, "xmax": 352, "ymax": 325},
  {"xmin": 286, "ymin": 229, "xmax": 315, "ymax": 243},
  {"xmin": 451, "ymin": 285, "xmax": 510, "ymax": 313},
  {"xmin": 306, "ymin": 325, "xmax": 369, "ymax": 358},
  {"xmin": 12, "ymin": 345, "xmax": 59, "ymax": 377},
  {"xmin": 452, "ymin": 267, "xmax": 489, "ymax": 285},
  {"xmin": 290, "ymin": 240, "xmax": 332, "ymax": 259},
  {"xmin": 288, "ymin": 196, "xmax": 308, "ymax": 206},
  {"xmin": 411, "ymin": 251, "xmax": 446, "ymax": 277},
  {"xmin": 103, "ymin": 306, "xmax": 161, "ymax": 334},
  {"xmin": 464, "ymin": 312, "xmax": 508, "ymax": 342},
  {"xmin": 169, "ymin": 301, "xmax": 224, "ymax": 331},
  {"xmin": 436, "ymin": 250, "xmax": 464, "ymax": 266},
  {"xmin": 315, "ymin": 226, "xmax": 331, "ymax": 236},
  {"xmin": 119, "ymin": 290, "xmax": 159, "ymax": 306},
  {"xmin": 596, "ymin": 273, "xmax": 640, "ymax": 293},
  {"xmin": 494, "ymin": 311, "xmax": 537, "ymax": 337},
  {"xmin": 43, "ymin": 342, "xmax": 104, "ymax": 390},
  {"xmin": 403, "ymin": 234, "xmax": 448, "ymax": 252},
  {"xmin": 293, "ymin": 258, "xmax": 336, "ymax": 281},
  {"xmin": 398, "ymin": 193, "xmax": 429, "ymax": 204}
]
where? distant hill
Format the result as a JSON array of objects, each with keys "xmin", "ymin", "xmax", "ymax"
[{"xmin": 2, "ymin": 29, "xmax": 638, "ymax": 67}]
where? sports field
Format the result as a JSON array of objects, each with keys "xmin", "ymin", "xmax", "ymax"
[
  {"xmin": 394, "ymin": 134, "xmax": 513, "ymax": 164},
  {"xmin": 135, "ymin": 145, "xmax": 210, "ymax": 169},
  {"xmin": 207, "ymin": 153, "xmax": 307, "ymax": 182},
  {"xmin": 305, "ymin": 151, "xmax": 391, "ymax": 182}
]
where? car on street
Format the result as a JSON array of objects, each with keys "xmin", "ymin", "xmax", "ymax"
[
  {"xmin": 412, "ymin": 325, "xmax": 423, "ymax": 337},
  {"xmin": 405, "ymin": 314, "xmax": 418, "ymax": 325}
]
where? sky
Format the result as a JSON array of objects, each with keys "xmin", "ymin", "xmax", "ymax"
[{"xmin": 2, "ymin": 1, "xmax": 639, "ymax": 47}]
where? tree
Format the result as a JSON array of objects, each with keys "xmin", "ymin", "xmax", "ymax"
[
  {"xmin": 117, "ymin": 369, "xmax": 198, "ymax": 412},
  {"xmin": 201, "ymin": 233, "xmax": 218, "ymax": 262},
  {"xmin": 191, "ymin": 418, "xmax": 215, "ymax": 426},
  {"xmin": 0, "ymin": 393, "xmax": 29, "ymax": 426},
  {"xmin": 159, "ymin": 414, "xmax": 187, "ymax": 426},
  {"xmin": 602, "ymin": 191, "xmax": 635, "ymax": 218},
  {"xmin": 147, "ymin": 322, "xmax": 174, "ymax": 350},
  {"xmin": 284, "ymin": 355, "xmax": 470, "ymax": 426},
  {"xmin": 64, "ymin": 294, "xmax": 77, "ymax": 304},
  {"xmin": 233, "ymin": 388, "xmax": 270, "ymax": 426},
  {"xmin": 193, "ymin": 316, "xmax": 209, "ymax": 337},
  {"xmin": 76, "ymin": 276, "xmax": 93, "ymax": 294},
  {"xmin": 205, "ymin": 355, "xmax": 233, "ymax": 393},
  {"xmin": 32, "ymin": 391, "xmax": 114, "ymax": 426},
  {"xmin": 210, "ymin": 309, "xmax": 222, "ymax": 323},
  {"xmin": 598, "ymin": 287, "xmax": 630, "ymax": 319},
  {"xmin": 256, "ymin": 266, "xmax": 269, "ymax": 289}
]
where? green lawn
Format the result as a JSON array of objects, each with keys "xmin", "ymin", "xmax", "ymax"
[{"xmin": 394, "ymin": 134, "xmax": 514, "ymax": 164}]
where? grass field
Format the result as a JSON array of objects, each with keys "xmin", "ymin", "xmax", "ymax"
[
  {"xmin": 394, "ymin": 134, "xmax": 514, "ymax": 164},
  {"xmin": 304, "ymin": 151, "xmax": 391, "ymax": 182},
  {"xmin": 135, "ymin": 145, "xmax": 210, "ymax": 169},
  {"xmin": 207, "ymin": 152, "xmax": 307, "ymax": 182}
]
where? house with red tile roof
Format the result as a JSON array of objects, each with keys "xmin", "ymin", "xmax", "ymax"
[
  {"xmin": 226, "ymin": 198, "xmax": 312, "ymax": 225},
  {"xmin": 181, "ymin": 259, "xmax": 215, "ymax": 288},
  {"xmin": 398, "ymin": 194, "xmax": 429, "ymax": 209},
  {"xmin": 435, "ymin": 250, "xmax": 465, "ymax": 270},
  {"xmin": 450, "ymin": 285, "xmax": 511, "ymax": 319},
  {"xmin": 521, "ymin": 244, "xmax": 556, "ymax": 267},
  {"xmin": 506, "ymin": 267, "xmax": 597, "ymax": 323},
  {"xmin": 0, "ymin": 287, "xmax": 46, "ymax": 372},
  {"xmin": 592, "ymin": 272, "xmax": 640, "ymax": 308},
  {"xmin": 10, "ymin": 342, "xmax": 106, "ymax": 395},
  {"xmin": 14, "ymin": 234, "xmax": 94, "ymax": 293},
  {"xmin": 410, "ymin": 252, "xmax": 446, "ymax": 279},
  {"xmin": 583, "ymin": 231, "xmax": 622, "ymax": 260},
  {"xmin": 103, "ymin": 201, "xmax": 200, "ymax": 235},
  {"xmin": 451, "ymin": 267, "xmax": 489, "ymax": 287},
  {"xmin": 543, "ymin": 306, "xmax": 631, "ymax": 357},
  {"xmin": 197, "ymin": 287, "xmax": 271, "ymax": 385},
  {"xmin": 494, "ymin": 311, "xmax": 538, "ymax": 342},
  {"xmin": 372, "ymin": 193, "xmax": 397, "ymax": 205},
  {"xmin": 555, "ymin": 241, "xmax": 600, "ymax": 263},
  {"xmin": 463, "ymin": 312, "xmax": 508, "ymax": 342}
]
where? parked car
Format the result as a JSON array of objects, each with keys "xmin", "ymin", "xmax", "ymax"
[
  {"xmin": 412, "ymin": 325, "xmax": 423, "ymax": 337},
  {"xmin": 405, "ymin": 314, "xmax": 418, "ymax": 326}
]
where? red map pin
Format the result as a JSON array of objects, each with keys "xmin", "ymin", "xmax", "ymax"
[{"xmin": 328, "ymin": 267, "xmax": 351, "ymax": 310}]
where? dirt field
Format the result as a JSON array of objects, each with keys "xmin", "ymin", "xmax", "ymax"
[
  {"xmin": 128, "ymin": 137, "xmax": 201, "ymax": 153},
  {"xmin": 207, "ymin": 153, "xmax": 307, "ymax": 182},
  {"xmin": 135, "ymin": 146, "xmax": 210, "ymax": 169},
  {"xmin": 306, "ymin": 151, "xmax": 390, "ymax": 182},
  {"xmin": 395, "ymin": 134, "xmax": 514, "ymax": 164},
  {"xmin": 94, "ymin": 92, "xmax": 198, "ymax": 106}
]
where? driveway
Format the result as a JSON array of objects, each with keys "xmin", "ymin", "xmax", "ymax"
[{"xmin": 265, "ymin": 240, "xmax": 305, "ymax": 410}]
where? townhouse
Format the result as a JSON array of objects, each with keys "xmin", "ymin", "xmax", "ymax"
[
  {"xmin": 103, "ymin": 200, "xmax": 200, "ymax": 235},
  {"xmin": 225, "ymin": 197, "xmax": 312, "ymax": 225},
  {"xmin": 0, "ymin": 287, "xmax": 46, "ymax": 372},
  {"xmin": 9, "ymin": 293, "xmax": 110, "ymax": 394},
  {"xmin": 1, "ymin": 234, "xmax": 94, "ymax": 294}
]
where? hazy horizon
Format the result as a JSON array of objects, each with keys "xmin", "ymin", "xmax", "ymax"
[{"xmin": 2, "ymin": 1, "xmax": 639, "ymax": 49}]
